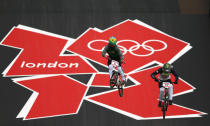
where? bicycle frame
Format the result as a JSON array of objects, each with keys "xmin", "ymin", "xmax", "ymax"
[
  {"xmin": 110, "ymin": 60, "xmax": 123, "ymax": 97},
  {"xmin": 162, "ymin": 82, "xmax": 170, "ymax": 119}
]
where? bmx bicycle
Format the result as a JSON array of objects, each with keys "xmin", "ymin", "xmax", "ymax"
[
  {"xmin": 161, "ymin": 81, "xmax": 173, "ymax": 119},
  {"xmin": 110, "ymin": 60, "xmax": 124, "ymax": 97}
]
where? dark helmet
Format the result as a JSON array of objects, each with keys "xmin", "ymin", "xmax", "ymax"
[{"xmin": 162, "ymin": 63, "xmax": 172, "ymax": 73}]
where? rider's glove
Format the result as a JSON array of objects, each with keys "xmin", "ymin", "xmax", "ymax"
[
  {"xmin": 154, "ymin": 78, "xmax": 159, "ymax": 82},
  {"xmin": 158, "ymin": 79, "xmax": 162, "ymax": 83},
  {"xmin": 174, "ymin": 80, "xmax": 178, "ymax": 84},
  {"xmin": 121, "ymin": 60, "xmax": 126, "ymax": 64},
  {"xmin": 105, "ymin": 56, "xmax": 111, "ymax": 60}
]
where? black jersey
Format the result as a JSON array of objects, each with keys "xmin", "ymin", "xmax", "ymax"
[
  {"xmin": 102, "ymin": 44, "xmax": 124, "ymax": 60},
  {"xmin": 151, "ymin": 67, "xmax": 179, "ymax": 81}
]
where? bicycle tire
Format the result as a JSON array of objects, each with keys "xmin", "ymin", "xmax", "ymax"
[
  {"xmin": 163, "ymin": 108, "xmax": 166, "ymax": 119},
  {"xmin": 165, "ymin": 92, "xmax": 169, "ymax": 111},
  {"xmin": 162, "ymin": 91, "xmax": 168, "ymax": 119},
  {"xmin": 110, "ymin": 83, "xmax": 115, "ymax": 88},
  {"xmin": 162, "ymin": 101, "xmax": 166, "ymax": 119},
  {"xmin": 117, "ymin": 79, "xmax": 123, "ymax": 97},
  {"xmin": 110, "ymin": 71, "xmax": 117, "ymax": 88},
  {"xmin": 118, "ymin": 86, "xmax": 123, "ymax": 97}
]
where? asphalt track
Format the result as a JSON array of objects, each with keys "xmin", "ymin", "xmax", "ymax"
[{"xmin": 0, "ymin": 0, "xmax": 209, "ymax": 126}]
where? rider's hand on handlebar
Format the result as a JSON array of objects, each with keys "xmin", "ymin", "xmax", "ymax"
[
  {"xmin": 105, "ymin": 56, "xmax": 111, "ymax": 60},
  {"xmin": 154, "ymin": 78, "xmax": 159, "ymax": 82},
  {"xmin": 173, "ymin": 80, "xmax": 178, "ymax": 84}
]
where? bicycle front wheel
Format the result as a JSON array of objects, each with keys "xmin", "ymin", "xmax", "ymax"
[
  {"xmin": 118, "ymin": 81, "xmax": 123, "ymax": 97},
  {"xmin": 163, "ymin": 108, "xmax": 166, "ymax": 119},
  {"xmin": 118, "ymin": 87, "xmax": 123, "ymax": 97},
  {"xmin": 110, "ymin": 72, "xmax": 117, "ymax": 88}
]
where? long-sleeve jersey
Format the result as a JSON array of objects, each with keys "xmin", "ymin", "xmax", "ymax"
[
  {"xmin": 151, "ymin": 67, "xmax": 179, "ymax": 81},
  {"xmin": 102, "ymin": 44, "xmax": 124, "ymax": 60}
]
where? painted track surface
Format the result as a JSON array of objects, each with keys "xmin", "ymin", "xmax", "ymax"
[{"xmin": 0, "ymin": 0, "xmax": 209, "ymax": 126}]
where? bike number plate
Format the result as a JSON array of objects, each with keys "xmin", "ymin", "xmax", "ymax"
[
  {"xmin": 162, "ymin": 82, "xmax": 170, "ymax": 88},
  {"xmin": 111, "ymin": 60, "xmax": 119, "ymax": 67}
]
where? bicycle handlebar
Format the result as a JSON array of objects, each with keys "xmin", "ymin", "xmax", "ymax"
[{"xmin": 157, "ymin": 79, "xmax": 176, "ymax": 84}]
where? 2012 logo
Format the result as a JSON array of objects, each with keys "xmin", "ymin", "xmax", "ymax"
[{"xmin": 0, "ymin": 19, "xmax": 206, "ymax": 120}]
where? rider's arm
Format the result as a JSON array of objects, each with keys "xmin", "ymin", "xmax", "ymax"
[
  {"xmin": 116, "ymin": 46, "xmax": 124, "ymax": 60},
  {"xmin": 171, "ymin": 68, "xmax": 179, "ymax": 83},
  {"xmin": 151, "ymin": 68, "xmax": 161, "ymax": 81},
  {"xmin": 102, "ymin": 45, "xmax": 108, "ymax": 58}
]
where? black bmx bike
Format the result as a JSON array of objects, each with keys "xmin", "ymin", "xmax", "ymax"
[
  {"xmin": 110, "ymin": 60, "xmax": 124, "ymax": 97},
  {"xmin": 161, "ymin": 81, "xmax": 172, "ymax": 119}
]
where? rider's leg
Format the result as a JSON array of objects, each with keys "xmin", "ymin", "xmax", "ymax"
[
  {"xmin": 168, "ymin": 84, "xmax": 173, "ymax": 105},
  {"xmin": 159, "ymin": 87, "xmax": 165, "ymax": 101},
  {"xmin": 108, "ymin": 64, "xmax": 114, "ymax": 79},
  {"xmin": 159, "ymin": 87, "xmax": 164, "ymax": 107},
  {"xmin": 117, "ymin": 66, "xmax": 126, "ymax": 81}
]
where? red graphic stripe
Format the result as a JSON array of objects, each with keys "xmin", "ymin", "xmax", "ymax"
[
  {"xmin": 16, "ymin": 75, "xmax": 87, "ymax": 119},
  {"xmin": 67, "ymin": 20, "xmax": 189, "ymax": 73},
  {"xmin": 87, "ymin": 66, "xmax": 201, "ymax": 119},
  {"xmin": 1, "ymin": 28, "xmax": 96, "ymax": 76}
]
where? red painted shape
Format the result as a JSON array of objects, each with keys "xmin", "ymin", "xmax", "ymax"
[
  {"xmin": 88, "ymin": 66, "xmax": 201, "ymax": 118},
  {"xmin": 91, "ymin": 74, "xmax": 110, "ymax": 87},
  {"xmin": 1, "ymin": 28, "xmax": 96, "ymax": 76},
  {"xmin": 16, "ymin": 75, "xmax": 87, "ymax": 119},
  {"xmin": 91, "ymin": 74, "xmax": 128, "ymax": 87},
  {"xmin": 67, "ymin": 20, "xmax": 189, "ymax": 73}
]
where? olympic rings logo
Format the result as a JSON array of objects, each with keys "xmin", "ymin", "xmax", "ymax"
[{"xmin": 87, "ymin": 39, "xmax": 167, "ymax": 57}]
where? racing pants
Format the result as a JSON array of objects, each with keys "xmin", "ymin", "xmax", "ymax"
[
  {"xmin": 159, "ymin": 83, "xmax": 173, "ymax": 101},
  {"xmin": 108, "ymin": 64, "xmax": 126, "ymax": 81}
]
